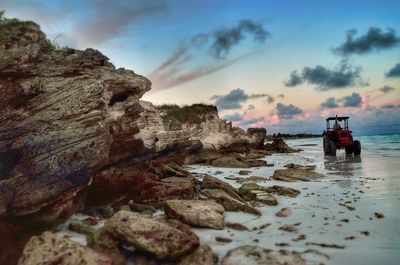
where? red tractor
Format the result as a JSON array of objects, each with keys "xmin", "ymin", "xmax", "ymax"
[{"xmin": 323, "ymin": 116, "xmax": 361, "ymax": 156}]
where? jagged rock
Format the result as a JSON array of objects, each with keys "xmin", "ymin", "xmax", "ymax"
[
  {"xmin": 105, "ymin": 211, "xmax": 199, "ymax": 260},
  {"xmin": 17, "ymin": 232, "xmax": 114, "ymax": 265},
  {"xmin": 246, "ymin": 128, "xmax": 267, "ymax": 148},
  {"xmin": 264, "ymin": 138, "xmax": 295, "ymax": 153},
  {"xmin": 201, "ymin": 189, "xmax": 261, "ymax": 216},
  {"xmin": 177, "ymin": 245, "xmax": 218, "ymax": 265},
  {"xmin": 272, "ymin": 167, "xmax": 324, "ymax": 182},
  {"xmin": 276, "ymin": 207, "xmax": 292, "ymax": 217},
  {"xmin": 238, "ymin": 183, "xmax": 278, "ymax": 205},
  {"xmin": 211, "ymin": 156, "xmax": 249, "ymax": 168},
  {"xmin": 268, "ymin": 185, "xmax": 301, "ymax": 197},
  {"xmin": 164, "ymin": 199, "xmax": 225, "ymax": 229},
  {"xmin": 184, "ymin": 150, "xmax": 222, "ymax": 165},
  {"xmin": 221, "ymin": 246, "xmax": 306, "ymax": 265},
  {"xmin": 201, "ymin": 175, "xmax": 243, "ymax": 202}
]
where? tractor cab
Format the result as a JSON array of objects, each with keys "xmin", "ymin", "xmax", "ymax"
[{"xmin": 323, "ymin": 116, "xmax": 361, "ymax": 156}]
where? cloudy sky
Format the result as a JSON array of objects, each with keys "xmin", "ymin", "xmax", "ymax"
[{"xmin": 2, "ymin": 0, "xmax": 399, "ymax": 134}]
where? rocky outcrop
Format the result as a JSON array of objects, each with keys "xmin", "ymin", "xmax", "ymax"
[
  {"xmin": 178, "ymin": 245, "xmax": 218, "ymax": 265},
  {"xmin": 18, "ymin": 232, "xmax": 114, "ymax": 265},
  {"xmin": 105, "ymin": 211, "xmax": 199, "ymax": 260},
  {"xmin": 159, "ymin": 104, "xmax": 266, "ymax": 150}
]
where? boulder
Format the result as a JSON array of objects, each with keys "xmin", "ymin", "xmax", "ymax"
[
  {"xmin": 221, "ymin": 246, "xmax": 306, "ymax": 265},
  {"xmin": 201, "ymin": 189, "xmax": 261, "ymax": 216},
  {"xmin": 265, "ymin": 138, "xmax": 295, "ymax": 153},
  {"xmin": 105, "ymin": 211, "xmax": 199, "ymax": 260},
  {"xmin": 177, "ymin": 245, "xmax": 218, "ymax": 265},
  {"xmin": 268, "ymin": 185, "xmax": 301, "ymax": 197},
  {"xmin": 272, "ymin": 168, "xmax": 324, "ymax": 182},
  {"xmin": 164, "ymin": 199, "xmax": 225, "ymax": 229},
  {"xmin": 201, "ymin": 175, "xmax": 243, "ymax": 202},
  {"xmin": 87, "ymin": 228, "xmax": 126, "ymax": 265},
  {"xmin": 17, "ymin": 232, "xmax": 114, "ymax": 265},
  {"xmin": 238, "ymin": 183, "xmax": 278, "ymax": 206},
  {"xmin": 211, "ymin": 156, "xmax": 249, "ymax": 168}
]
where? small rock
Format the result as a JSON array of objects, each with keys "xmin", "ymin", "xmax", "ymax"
[
  {"xmin": 216, "ymin": 237, "xmax": 232, "ymax": 243},
  {"xmin": 211, "ymin": 156, "xmax": 249, "ymax": 168},
  {"xmin": 226, "ymin": 222, "xmax": 248, "ymax": 231},
  {"xmin": 276, "ymin": 207, "xmax": 292, "ymax": 217},
  {"xmin": 238, "ymin": 170, "xmax": 252, "ymax": 175},
  {"xmin": 374, "ymin": 212, "xmax": 384, "ymax": 219},
  {"xmin": 279, "ymin": 225, "xmax": 298, "ymax": 233},
  {"xmin": 201, "ymin": 175, "xmax": 244, "ymax": 202}
]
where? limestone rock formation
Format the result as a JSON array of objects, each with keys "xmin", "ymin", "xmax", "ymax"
[
  {"xmin": 105, "ymin": 211, "xmax": 199, "ymax": 260},
  {"xmin": 17, "ymin": 232, "xmax": 114, "ymax": 265},
  {"xmin": 164, "ymin": 199, "xmax": 225, "ymax": 229}
]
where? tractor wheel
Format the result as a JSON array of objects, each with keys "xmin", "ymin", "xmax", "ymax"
[
  {"xmin": 345, "ymin": 145, "xmax": 354, "ymax": 155},
  {"xmin": 323, "ymin": 136, "xmax": 330, "ymax": 155},
  {"xmin": 329, "ymin": 140, "xmax": 337, "ymax": 156},
  {"xmin": 353, "ymin": 140, "xmax": 361, "ymax": 156}
]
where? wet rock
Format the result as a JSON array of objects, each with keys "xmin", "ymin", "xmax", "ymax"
[
  {"xmin": 163, "ymin": 200, "xmax": 225, "ymax": 229},
  {"xmin": 276, "ymin": 207, "xmax": 292, "ymax": 217},
  {"xmin": 105, "ymin": 211, "xmax": 199, "ymax": 260},
  {"xmin": 201, "ymin": 189, "xmax": 261, "ymax": 216},
  {"xmin": 268, "ymin": 185, "xmax": 301, "ymax": 197},
  {"xmin": 221, "ymin": 246, "xmax": 306, "ymax": 265},
  {"xmin": 305, "ymin": 243, "xmax": 345, "ymax": 249},
  {"xmin": 279, "ymin": 225, "xmax": 298, "ymax": 233},
  {"xmin": 238, "ymin": 182, "xmax": 278, "ymax": 206},
  {"xmin": 68, "ymin": 222, "xmax": 96, "ymax": 235},
  {"xmin": 129, "ymin": 202, "xmax": 157, "ymax": 215},
  {"xmin": 374, "ymin": 212, "xmax": 384, "ymax": 219},
  {"xmin": 272, "ymin": 167, "xmax": 324, "ymax": 182},
  {"xmin": 211, "ymin": 156, "xmax": 249, "ymax": 168},
  {"xmin": 18, "ymin": 232, "xmax": 114, "ymax": 265},
  {"xmin": 226, "ymin": 222, "xmax": 249, "ymax": 231},
  {"xmin": 177, "ymin": 245, "xmax": 218, "ymax": 265},
  {"xmin": 238, "ymin": 170, "xmax": 251, "ymax": 175},
  {"xmin": 215, "ymin": 237, "xmax": 232, "ymax": 243},
  {"xmin": 284, "ymin": 163, "xmax": 316, "ymax": 170},
  {"xmin": 201, "ymin": 175, "xmax": 244, "ymax": 202},
  {"xmin": 184, "ymin": 150, "xmax": 221, "ymax": 165},
  {"xmin": 87, "ymin": 228, "xmax": 126, "ymax": 265}
]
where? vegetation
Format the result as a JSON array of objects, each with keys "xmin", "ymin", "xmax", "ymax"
[
  {"xmin": 158, "ymin": 104, "xmax": 217, "ymax": 124},
  {"xmin": 267, "ymin": 133, "xmax": 321, "ymax": 140}
]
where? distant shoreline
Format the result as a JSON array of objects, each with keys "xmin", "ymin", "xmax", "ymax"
[{"xmin": 266, "ymin": 134, "xmax": 322, "ymax": 140}]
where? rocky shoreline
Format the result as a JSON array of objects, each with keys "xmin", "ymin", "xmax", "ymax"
[{"xmin": 0, "ymin": 17, "xmax": 310, "ymax": 264}]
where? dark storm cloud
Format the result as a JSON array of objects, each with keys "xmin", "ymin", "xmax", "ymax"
[
  {"xmin": 222, "ymin": 113, "xmax": 244, "ymax": 122},
  {"xmin": 342, "ymin": 92, "xmax": 362, "ymax": 107},
  {"xmin": 74, "ymin": 0, "xmax": 167, "ymax": 46},
  {"xmin": 276, "ymin": 103, "xmax": 303, "ymax": 119},
  {"xmin": 381, "ymin": 103, "xmax": 399, "ymax": 109},
  {"xmin": 379, "ymin": 85, "xmax": 396, "ymax": 93},
  {"xmin": 284, "ymin": 60, "xmax": 363, "ymax": 91},
  {"xmin": 320, "ymin": 97, "xmax": 339, "ymax": 109},
  {"xmin": 247, "ymin": 104, "xmax": 255, "ymax": 110},
  {"xmin": 210, "ymin": 88, "xmax": 267, "ymax": 110},
  {"xmin": 238, "ymin": 117, "xmax": 265, "ymax": 127},
  {"xmin": 284, "ymin": 71, "xmax": 303, "ymax": 87},
  {"xmin": 334, "ymin": 27, "xmax": 400, "ymax": 55},
  {"xmin": 277, "ymin": 94, "xmax": 285, "ymax": 99},
  {"xmin": 385, "ymin": 63, "xmax": 400, "ymax": 78},
  {"xmin": 192, "ymin": 19, "xmax": 271, "ymax": 59}
]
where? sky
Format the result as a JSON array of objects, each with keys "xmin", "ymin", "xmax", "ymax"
[{"xmin": 1, "ymin": 0, "xmax": 399, "ymax": 135}]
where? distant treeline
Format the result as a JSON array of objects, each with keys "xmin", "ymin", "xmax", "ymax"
[{"xmin": 267, "ymin": 133, "xmax": 321, "ymax": 140}]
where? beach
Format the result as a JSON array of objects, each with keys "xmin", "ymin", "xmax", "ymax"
[{"xmin": 56, "ymin": 134, "xmax": 400, "ymax": 264}]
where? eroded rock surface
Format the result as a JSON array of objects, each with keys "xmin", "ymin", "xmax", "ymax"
[
  {"xmin": 17, "ymin": 232, "xmax": 114, "ymax": 265},
  {"xmin": 105, "ymin": 211, "xmax": 199, "ymax": 260},
  {"xmin": 272, "ymin": 167, "xmax": 324, "ymax": 182},
  {"xmin": 177, "ymin": 245, "xmax": 218, "ymax": 265},
  {"xmin": 164, "ymin": 199, "xmax": 225, "ymax": 229}
]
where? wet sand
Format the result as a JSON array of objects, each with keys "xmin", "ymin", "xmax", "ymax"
[{"xmin": 57, "ymin": 137, "xmax": 400, "ymax": 264}]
